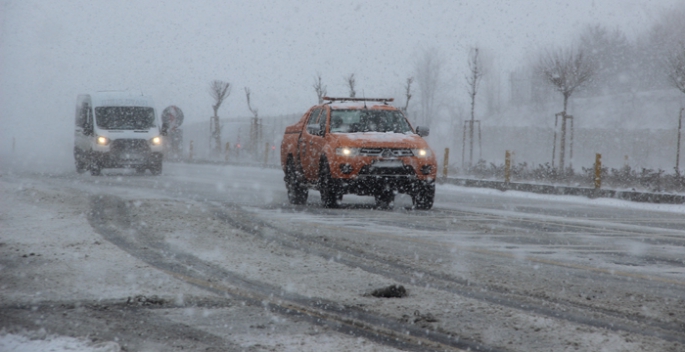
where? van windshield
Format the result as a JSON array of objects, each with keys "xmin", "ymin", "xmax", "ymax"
[
  {"xmin": 330, "ymin": 109, "xmax": 413, "ymax": 133},
  {"xmin": 95, "ymin": 106, "xmax": 156, "ymax": 130}
]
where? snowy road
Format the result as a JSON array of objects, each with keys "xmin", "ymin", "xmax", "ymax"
[{"xmin": 2, "ymin": 162, "xmax": 684, "ymax": 351}]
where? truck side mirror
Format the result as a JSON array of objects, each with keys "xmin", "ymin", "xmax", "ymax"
[
  {"xmin": 416, "ymin": 126, "xmax": 430, "ymax": 137},
  {"xmin": 161, "ymin": 123, "xmax": 169, "ymax": 136},
  {"xmin": 307, "ymin": 125, "xmax": 322, "ymax": 136}
]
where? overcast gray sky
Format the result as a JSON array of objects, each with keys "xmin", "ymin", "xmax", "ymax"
[{"xmin": 0, "ymin": 0, "xmax": 680, "ymax": 163}]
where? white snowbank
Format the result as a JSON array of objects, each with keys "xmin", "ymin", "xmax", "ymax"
[{"xmin": 0, "ymin": 333, "xmax": 120, "ymax": 352}]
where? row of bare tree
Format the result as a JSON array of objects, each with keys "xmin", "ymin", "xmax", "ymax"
[
  {"xmin": 205, "ymin": 5, "xmax": 685, "ymax": 167},
  {"xmin": 208, "ymin": 80, "xmax": 265, "ymax": 156}
]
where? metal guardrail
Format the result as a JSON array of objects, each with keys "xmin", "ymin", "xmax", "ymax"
[{"xmin": 443, "ymin": 177, "xmax": 685, "ymax": 205}]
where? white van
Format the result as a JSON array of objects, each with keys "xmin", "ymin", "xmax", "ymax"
[{"xmin": 74, "ymin": 91, "xmax": 164, "ymax": 176}]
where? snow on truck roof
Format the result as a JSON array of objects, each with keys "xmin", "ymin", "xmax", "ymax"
[{"xmin": 323, "ymin": 96, "xmax": 398, "ymax": 110}]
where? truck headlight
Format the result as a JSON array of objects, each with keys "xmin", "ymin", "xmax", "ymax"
[
  {"xmin": 151, "ymin": 136, "xmax": 162, "ymax": 145},
  {"xmin": 96, "ymin": 136, "xmax": 110, "ymax": 145},
  {"xmin": 412, "ymin": 148, "xmax": 431, "ymax": 157},
  {"xmin": 336, "ymin": 147, "xmax": 359, "ymax": 156}
]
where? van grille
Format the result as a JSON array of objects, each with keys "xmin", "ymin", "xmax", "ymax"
[{"xmin": 110, "ymin": 139, "xmax": 150, "ymax": 159}]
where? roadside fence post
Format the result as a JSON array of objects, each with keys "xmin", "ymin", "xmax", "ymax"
[
  {"xmin": 189, "ymin": 140, "xmax": 194, "ymax": 161},
  {"xmin": 594, "ymin": 153, "xmax": 602, "ymax": 189},
  {"xmin": 442, "ymin": 148, "xmax": 450, "ymax": 181},
  {"xmin": 225, "ymin": 142, "xmax": 230, "ymax": 163},
  {"xmin": 504, "ymin": 150, "xmax": 511, "ymax": 185},
  {"xmin": 264, "ymin": 142, "xmax": 269, "ymax": 166}
]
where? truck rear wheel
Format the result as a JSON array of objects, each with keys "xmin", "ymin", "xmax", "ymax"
[{"xmin": 285, "ymin": 159, "xmax": 308, "ymax": 205}]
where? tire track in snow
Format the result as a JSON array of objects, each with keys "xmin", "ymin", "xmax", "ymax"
[
  {"xmin": 86, "ymin": 194, "xmax": 491, "ymax": 352},
  {"xmin": 226, "ymin": 203, "xmax": 685, "ymax": 346}
]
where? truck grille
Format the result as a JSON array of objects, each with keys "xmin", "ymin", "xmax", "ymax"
[{"xmin": 358, "ymin": 164, "xmax": 416, "ymax": 176}]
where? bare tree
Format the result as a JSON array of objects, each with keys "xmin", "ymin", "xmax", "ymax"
[
  {"xmin": 538, "ymin": 47, "xmax": 595, "ymax": 169},
  {"xmin": 666, "ymin": 42, "xmax": 685, "ymax": 94},
  {"xmin": 313, "ymin": 72, "xmax": 327, "ymax": 104},
  {"xmin": 666, "ymin": 42, "xmax": 685, "ymax": 175},
  {"xmin": 346, "ymin": 73, "xmax": 356, "ymax": 98},
  {"xmin": 465, "ymin": 47, "xmax": 484, "ymax": 167},
  {"xmin": 414, "ymin": 47, "xmax": 444, "ymax": 127},
  {"xmin": 244, "ymin": 87, "xmax": 259, "ymax": 118},
  {"xmin": 245, "ymin": 87, "xmax": 261, "ymax": 156},
  {"xmin": 402, "ymin": 77, "xmax": 414, "ymax": 113},
  {"xmin": 209, "ymin": 80, "xmax": 231, "ymax": 155}
]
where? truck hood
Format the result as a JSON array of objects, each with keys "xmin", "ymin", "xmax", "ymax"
[{"xmin": 329, "ymin": 132, "xmax": 431, "ymax": 149}]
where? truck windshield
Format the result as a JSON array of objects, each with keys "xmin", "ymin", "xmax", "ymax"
[
  {"xmin": 330, "ymin": 109, "xmax": 413, "ymax": 133},
  {"xmin": 95, "ymin": 106, "xmax": 156, "ymax": 130}
]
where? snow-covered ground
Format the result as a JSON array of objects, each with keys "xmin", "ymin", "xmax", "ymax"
[{"xmin": 2, "ymin": 162, "xmax": 684, "ymax": 351}]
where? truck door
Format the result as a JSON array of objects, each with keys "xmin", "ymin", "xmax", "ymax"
[
  {"xmin": 299, "ymin": 107, "xmax": 324, "ymax": 180},
  {"xmin": 308, "ymin": 106, "xmax": 328, "ymax": 178}
]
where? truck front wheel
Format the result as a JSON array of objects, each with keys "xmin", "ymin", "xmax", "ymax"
[
  {"xmin": 318, "ymin": 160, "xmax": 341, "ymax": 208},
  {"xmin": 412, "ymin": 182, "xmax": 435, "ymax": 210}
]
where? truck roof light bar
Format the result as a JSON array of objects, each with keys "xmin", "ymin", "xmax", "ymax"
[{"xmin": 323, "ymin": 97, "xmax": 394, "ymax": 103}]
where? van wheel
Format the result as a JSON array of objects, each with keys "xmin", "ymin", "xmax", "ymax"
[
  {"xmin": 412, "ymin": 182, "xmax": 435, "ymax": 210},
  {"xmin": 285, "ymin": 159, "xmax": 308, "ymax": 205},
  {"xmin": 375, "ymin": 190, "xmax": 395, "ymax": 209},
  {"xmin": 150, "ymin": 161, "xmax": 162, "ymax": 176},
  {"xmin": 89, "ymin": 162, "xmax": 102, "ymax": 176},
  {"xmin": 135, "ymin": 167, "xmax": 146, "ymax": 175},
  {"xmin": 75, "ymin": 159, "xmax": 87, "ymax": 174},
  {"xmin": 74, "ymin": 149, "xmax": 87, "ymax": 173}
]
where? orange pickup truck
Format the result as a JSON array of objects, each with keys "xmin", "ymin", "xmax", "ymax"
[{"xmin": 280, "ymin": 97, "xmax": 437, "ymax": 209}]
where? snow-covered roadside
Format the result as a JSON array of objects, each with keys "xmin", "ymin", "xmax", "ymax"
[
  {"xmin": 438, "ymin": 183, "xmax": 685, "ymax": 214},
  {"xmin": 0, "ymin": 180, "xmax": 210, "ymax": 351},
  {"xmin": 0, "ymin": 177, "xmax": 407, "ymax": 351},
  {"xmin": 0, "ymin": 332, "xmax": 120, "ymax": 352},
  {"xmin": 0, "ymin": 181, "xmax": 209, "ymax": 304}
]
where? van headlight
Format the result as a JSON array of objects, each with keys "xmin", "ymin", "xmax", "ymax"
[
  {"xmin": 336, "ymin": 147, "xmax": 359, "ymax": 156},
  {"xmin": 96, "ymin": 136, "xmax": 110, "ymax": 145},
  {"xmin": 150, "ymin": 136, "xmax": 162, "ymax": 146},
  {"xmin": 412, "ymin": 148, "xmax": 431, "ymax": 157}
]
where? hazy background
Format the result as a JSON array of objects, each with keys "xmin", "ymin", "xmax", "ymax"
[{"xmin": 1, "ymin": 0, "xmax": 683, "ymax": 172}]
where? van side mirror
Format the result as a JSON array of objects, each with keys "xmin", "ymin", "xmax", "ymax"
[
  {"xmin": 416, "ymin": 126, "xmax": 430, "ymax": 137},
  {"xmin": 83, "ymin": 121, "xmax": 94, "ymax": 136}
]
